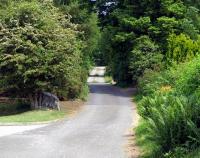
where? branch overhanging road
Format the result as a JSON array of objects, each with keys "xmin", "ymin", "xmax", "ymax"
[{"xmin": 0, "ymin": 67, "xmax": 136, "ymax": 158}]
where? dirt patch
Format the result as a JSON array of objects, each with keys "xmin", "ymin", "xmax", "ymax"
[
  {"xmin": 125, "ymin": 102, "xmax": 141, "ymax": 158},
  {"xmin": 125, "ymin": 130, "xmax": 141, "ymax": 158},
  {"xmin": 60, "ymin": 100, "xmax": 85, "ymax": 118}
]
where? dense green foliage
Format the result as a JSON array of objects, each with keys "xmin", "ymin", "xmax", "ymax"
[
  {"xmin": 0, "ymin": 0, "xmax": 100, "ymax": 108},
  {"xmin": 139, "ymin": 54, "xmax": 200, "ymax": 98},
  {"xmin": 137, "ymin": 55, "xmax": 200, "ymax": 157},
  {"xmin": 129, "ymin": 36, "xmax": 162, "ymax": 83},
  {"xmin": 138, "ymin": 95, "xmax": 200, "ymax": 157},
  {"xmin": 166, "ymin": 34, "xmax": 200, "ymax": 65},
  {"xmin": 97, "ymin": 0, "xmax": 200, "ymax": 85},
  {"xmin": 0, "ymin": 0, "xmax": 82, "ymax": 99},
  {"xmin": 57, "ymin": 0, "xmax": 100, "ymax": 70}
]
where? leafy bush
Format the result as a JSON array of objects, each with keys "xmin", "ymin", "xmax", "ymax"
[
  {"xmin": 129, "ymin": 36, "xmax": 163, "ymax": 83},
  {"xmin": 138, "ymin": 69, "xmax": 173, "ymax": 96},
  {"xmin": 139, "ymin": 53, "xmax": 200, "ymax": 97},
  {"xmin": 173, "ymin": 56, "xmax": 200, "ymax": 96},
  {"xmin": 166, "ymin": 34, "xmax": 200, "ymax": 65},
  {"xmin": 0, "ymin": 0, "xmax": 87, "ymax": 108}
]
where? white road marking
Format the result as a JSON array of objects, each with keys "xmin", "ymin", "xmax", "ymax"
[{"xmin": 0, "ymin": 125, "xmax": 47, "ymax": 137}]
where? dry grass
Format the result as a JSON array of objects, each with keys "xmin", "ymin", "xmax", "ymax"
[{"xmin": 60, "ymin": 100, "xmax": 85, "ymax": 118}]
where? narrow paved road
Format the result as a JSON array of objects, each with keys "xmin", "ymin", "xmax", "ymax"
[{"xmin": 0, "ymin": 67, "xmax": 134, "ymax": 158}]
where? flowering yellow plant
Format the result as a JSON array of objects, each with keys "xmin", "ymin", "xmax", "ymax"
[{"xmin": 160, "ymin": 85, "xmax": 172, "ymax": 92}]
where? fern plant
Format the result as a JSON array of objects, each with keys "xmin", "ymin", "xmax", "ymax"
[{"xmin": 139, "ymin": 94, "xmax": 200, "ymax": 155}]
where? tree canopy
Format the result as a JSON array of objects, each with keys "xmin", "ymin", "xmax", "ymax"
[{"xmin": 97, "ymin": 0, "xmax": 200, "ymax": 84}]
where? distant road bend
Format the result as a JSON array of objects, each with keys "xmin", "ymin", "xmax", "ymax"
[{"xmin": 0, "ymin": 67, "xmax": 135, "ymax": 158}]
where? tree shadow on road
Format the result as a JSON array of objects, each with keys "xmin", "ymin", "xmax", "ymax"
[{"xmin": 89, "ymin": 83, "xmax": 137, "ymax": 98}]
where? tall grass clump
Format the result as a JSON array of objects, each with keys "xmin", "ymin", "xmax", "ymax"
[{"xmin": 138, "ymin": 93, "xmax": 200, "ymax": 157}]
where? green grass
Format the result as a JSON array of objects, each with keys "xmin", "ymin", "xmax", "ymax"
[
  {"xmin": 79, "ymin": 84, "xmax": 89, "ymax": 101},
  {"xmin": 135, "ymin": 120, "xmax": 162, "ymax": 158},
  {"xmin": 184, "ymin": 148, "xmax": 200, "ymax": 158},
  {"xmin": 0, "ymin": 101, "xmax": 66, "ymax": 124},
  {"xmin": 105, "ymin": 76, "xmax": 113, "ymax": 83},
  {"xmin": 0, "ymin": 110, "xmax": 65, "ymax": 123}
]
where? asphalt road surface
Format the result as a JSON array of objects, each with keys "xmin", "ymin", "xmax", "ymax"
[{"xmin": 0, "ymin": 67, "xmax": 134, "ymax": 158}]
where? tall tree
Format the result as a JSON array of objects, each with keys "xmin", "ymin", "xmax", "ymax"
[{"xmin": 97, "ymin": 0, "xmax": 200, "ymax": 84}]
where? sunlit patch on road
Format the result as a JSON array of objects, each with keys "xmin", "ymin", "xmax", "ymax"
[{"xmin": 87, "ymin": 66, "xmax": 106, "ymax": 83}]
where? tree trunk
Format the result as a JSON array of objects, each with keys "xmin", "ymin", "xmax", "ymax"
[{"xmin": 28, "ymin": 92, "xmax": 60, "ymax": 110}]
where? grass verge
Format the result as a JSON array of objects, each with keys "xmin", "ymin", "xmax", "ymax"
[
  {"xmin": 135, "ymin": 119, "xmax": 162, "ymax": 158},
  {"xmin": 0, "ymin": 110, "xmax": 65, "ymax": 123},
  {"xmin": 0, "ymin": 98, "xmax": 84, "ymax": 124}
]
